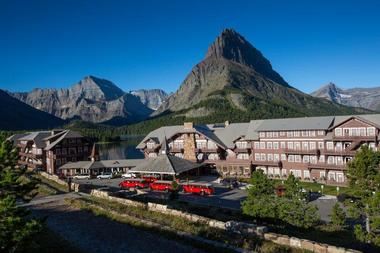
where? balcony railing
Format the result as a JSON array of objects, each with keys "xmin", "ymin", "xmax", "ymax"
[
  {"xmin": 321, "ymin": 149, "xmax": 356, "ymax": 156},
  {"xmin": 332, "ymin": 135, "xmax": 377, "ymax": 141},
  {"xmin": 194, "ymin": 147, "xmax": 218, "ymax": 153},
  {"xmin": 307, "ymin": 162, "xmax": 347, "ymax": 170},
  {"xmin": 252, "ymin": 160, "xmax": 283, "ymax": 167},
  {"xmin": 284, "ymin": 148, "xmax": 319, "ymax": 155}
]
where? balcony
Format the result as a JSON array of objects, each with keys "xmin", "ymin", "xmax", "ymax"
[
  {"xmin": 194, "ymin": 147, "xmax": 218, "ymax": 153},
  {"xmin": 252, "ymin": 160, "xmax": 283, "ymax": 167},
  {"xmin": 284, "ymin": 148, "xmax": 319, "ymax": 155},
  {"xmin": 332, "ymin": 135, "xmax": 377, "ymax": 141},
  {"xmin": 169, "ymin": 147, "xmax": 184, "ymax": 153},
  {"xmin": 19, "ymin": 152, "xmax": 43, "ymax": 159},
  {"xmin": 307, "ymin": 162, "xmax": 347, "ymax": 170},
  {"xmin": 321, "ymin": 149, "xmax": 356, "ymax": 156}
]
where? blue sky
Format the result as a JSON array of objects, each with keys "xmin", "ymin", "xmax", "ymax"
[{"xmin": 1, "ymin": 0, "xmax": 380, "ymax": 93}]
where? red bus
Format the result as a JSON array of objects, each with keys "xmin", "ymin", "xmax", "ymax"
[
  {"xmin": 182, "ymin": 183, "xmax": 214, "ymax": 196},
  {"xmin": 119, "ymin": 178, "xmax": 149, "ymax": 189},
  {"xmin": 149, "ymin": 180, "xmax": 173, "ymax": 192},
  {"xmin": 142, "ymin": 175, "xmax": 159, "ymax": 183}
]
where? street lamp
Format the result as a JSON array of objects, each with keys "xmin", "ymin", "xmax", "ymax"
[
  {"xmin": 336, "ymin": 186, "xmax": 340, "ymax": 195},
  {"xmin": 321, "ymin": 184, "xmax": 324, "ymax": 195}
]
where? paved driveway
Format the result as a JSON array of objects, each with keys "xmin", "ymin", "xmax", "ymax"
[{"xmin": 74, "ymin": 177, "xmax": 337, "ymax": 222}]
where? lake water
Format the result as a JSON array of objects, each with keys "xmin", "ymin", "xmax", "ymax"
[{"xmin": 97, "ymin": 141, "xmax": 144, "ymax": 160}]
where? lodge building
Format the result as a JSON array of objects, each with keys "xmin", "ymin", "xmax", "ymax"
[
  {"xmin": 137, "ymin": 114, "xmax": 380, "ymax": 186},
  {"xmin": 8, "ymin": 129, "xmax": 92, "ymax": 175}
]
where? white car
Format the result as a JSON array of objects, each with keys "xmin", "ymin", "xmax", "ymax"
[
  {"xmin": 121, "ymin": 172, "xmax": 136, "ymax": 179},
  {"xmin": 73, "ymin": 174, "xmax": 91, "ymax": 180},
  {"xmin": 97, "ymin": 172, "xmax": 113, "ymax": 179}
]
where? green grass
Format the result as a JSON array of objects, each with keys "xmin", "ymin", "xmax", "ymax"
[{"xmin": 35, "ymin": 173, "xmax": 69, "ymax": 193}]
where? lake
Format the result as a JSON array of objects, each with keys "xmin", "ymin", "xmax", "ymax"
[{"xmin": 97, "ymin": 141, "xmax": 144, "ymax": 160}]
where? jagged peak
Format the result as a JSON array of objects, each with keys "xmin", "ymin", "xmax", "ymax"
[{"xmin": 205, "ymin": 28, "xmax": 290, "ymax": 87}]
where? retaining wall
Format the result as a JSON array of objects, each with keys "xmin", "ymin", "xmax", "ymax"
[{"xmin": 89, "ymin": 189, "xmax": 362, "ymax": 253}]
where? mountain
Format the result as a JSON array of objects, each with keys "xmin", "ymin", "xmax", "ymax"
[
  {"xmin": 130, "ymin": 89, "xmax": 168, "ymax": 110},
  {"xmin": 311, "ymin": 83, "xmax": 380, "ymax": 111},
  {"xmin": 11, "ymin": 76, "xmax": 153, "ymax": 124},
  {"xmin": 0, "ymin": 89, "xmax": 64, "ymax": 130},
  {"xmin": 154, "ymin": 29, "xmax": 367, "ymax": 120}
]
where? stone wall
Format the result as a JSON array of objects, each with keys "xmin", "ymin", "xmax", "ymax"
[
  {"xmin": 89, "ymin": 189, "xmax": 362, "ymax": 253},
  {"xmin": 39, "ymin": 171, "xmax": 80, "ymax": 192}
]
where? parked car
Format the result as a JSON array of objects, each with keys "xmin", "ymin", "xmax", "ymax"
[
  {"xmin": 142, "ymin": 175, "xmax": 159, "ymax": 183},
  {"xmin": 182, "ymin": 183, "xmax": 214, "ymax": 196},
  {"xmin": 73, "ymin": 174, "xmax": 91, "ymax": 180},
  {"xmin": 96, "ymin": 172, "xmax": 113, "ymax": 179},
  {"xmin": 221, "ymin": 178, "xmax": 240, "ymax": 189},
  {"xmin": 149, "ymin": 180, "xmax": 173, "ymax": 192},
  {"xmin": 121, "ymin": 172, "xmax": 136, "ymax": 179},
  {"xmin": 119, "ymin": 178, "xmax": 149, "ymax": 189}
]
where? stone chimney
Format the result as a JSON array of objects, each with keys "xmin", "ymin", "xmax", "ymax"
[
  {"xmin": 89, "ymin": 143, "xmax": 100, "ymax": 162},
  {"xmin": 184, "ymin": 122, "xmax": 194, "ymax": 130},
  {"xmin": 183, "ymin": 133, "xmax": 196, "ymax": 161}
]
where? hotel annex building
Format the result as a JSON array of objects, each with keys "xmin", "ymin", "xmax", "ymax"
[{"xmin": 137, "ymin": 114, "xmax": 380, "ymax": 186}]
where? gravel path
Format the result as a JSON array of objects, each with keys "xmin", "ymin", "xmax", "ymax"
[{"xmin": 29, "ymin": 194, "xmax": 206, "ymax": 253}]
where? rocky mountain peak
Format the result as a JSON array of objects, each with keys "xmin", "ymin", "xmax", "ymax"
[
  {"xmin": 205, "ymin": 28, "xmax": 289, "ymax": 87},
  {"xmin": 73, "ymin": 75, "xmax": 125, "ymax": 101},
  {"xmin": 311, "ymin": 82, "xmax": 342, "ymax": 103}
]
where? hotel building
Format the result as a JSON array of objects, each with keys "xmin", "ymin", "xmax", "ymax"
[{"xmin": 137, "ymin": 114, "xmax": 380, "ymax": 186}]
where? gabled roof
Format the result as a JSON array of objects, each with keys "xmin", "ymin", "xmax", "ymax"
[
  {"xmin": 255, "ymin": 116, "xmax": 335, "ymax": 131},
  {"xmin": 6, "ymin": 133, "xmax": 29, "ymax": 145},
  {"xmin": 18, "ymin": 131, "xmax": 52, "ymax": 148},
  {"xmin": 330, "ymin": 115, "xmax": 380, "ymax": 129},
  {"xmin": 129, "ymin": 154, "xmax": 202, "ymax": 175},
  {"xmin": 212, "ymin": 123, "xmax": 250, "ymax": 148},
  {"xmin": 45, "ymin": 130, "xmax": 84, "ymax": 150},
  {"xmin": 59, "ymin": 159, "xmax": 144, "ymax": 170}
]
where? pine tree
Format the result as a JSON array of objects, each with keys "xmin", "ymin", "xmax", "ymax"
[
  {"xmin": 330, "ymin": 203, "xmax": 346, "ymax": 229},
  {"xmin": 0, "ymin": 136, "xmax": 42, "ymax": 252}
]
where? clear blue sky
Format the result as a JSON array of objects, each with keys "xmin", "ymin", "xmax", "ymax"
[{"xmin": 1, "ymin": 0, "xmax": 380, "ymax": 93}]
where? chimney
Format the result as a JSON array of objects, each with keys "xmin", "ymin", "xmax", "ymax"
[
  {"xmin": 89, "ymin": 143, "xmax": 100, "ymax": 162},
  {"xmin": 225, "ymin": 121, "xmax": 230, "ymax": 126},
  {"xmin": 184, "ymin": 122, "xmax": 194, "ymax": 130}
]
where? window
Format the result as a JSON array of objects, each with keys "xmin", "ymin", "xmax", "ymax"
[
  {"xmin": 295, "ymin": 155, "xmax": 301, "ymax": 163},
  {"xmin": 196, "ymin": 140, "xmax": 207, "ymax": 149},
  {"xmin": 255, "ymin": 153, "xmax": 261, "ymax": 161},
  {"xmin": 318, "ymin": 130, "xmax": 325, "ymax": 136},
  {"xmin": 359, "ymin": 128, "xmax": 366, "ymax": 136},
  {"xmin": 287, "ymin": 142, "xmax": 294, "ymax": 149},
  {"xmin": 274, "ymin": 168, "xmax": 280, "ymax": 175},
  {"xmin": 62, "ymin": 158, "xmax": 67, "ymax": 164},
  {"xmin": 267, "ymin": 142, "xmax": 273, "ymax": 149},
  {"xmin": 290, "ymin": 169, "xmax": 302, "ymax": 178},
  {"xmin": 280, "ymin": 131, "xmax": 286, "ymax": 137},
  {"xmin": 261, "ymin": 154, "xmax": 266, "ymax": 161},
  {"xmin": 207, "ymin": 141, "xmax": 217, "ymax": 149},
  {"xmin": 281, "ymin": 168, "xmax": 287, "ymax": 176},
  {"xmin": 303, "ymin": 170, "xmax": 310, "ymax": 179},
  {"xmin": 294, "ymin": 142, "xmax": 301, "ymax": 150},
  {"xmin": 71, "ymin": 157, "xmax": 76, "ymax": 162},
  {"xmin": 267, "ymin": 154, "xmax": 273, "ymax": 161},
  {"xmin": 69, "ymin": 148, "xmax": 76, "ymax": 155},
  {"xmin": 288, "ymin": 155, "xmax": 294, "ymax": 162},
  {"xmin": 302, "ymin": 142, "xmax": 309, "ymax": 150},
  {"xmin": 83, "ymin": 146, "xmax": 88, "ymax": 152},
  {"xmin": 303, "ymin": 155, "xmax": 310, "ymax": 163},
  {"xmin": 318, "ymin": 142, "xmax": 324, "ymax": 149},
  {"xmin": 327, "ymin": 156, "xmax": 334, "ymax": 164},
  {"xmin": 236, "ymin": 141, "xmax": 247, "ymax": 149},
  {"xmin": 336, "ymin": 142, "xmax": 342, "ymax": 151},
  {"xmin": 336, "ymin": 156, "xmax": 343, "ymax": 165},
  {"xmin": 328, "ymin": 171, "xmax": 336, "ymax": 180},
  {"xmin": 310, "ymin": 156, "xmax": 317, "ymax": 164},
  {"xmin": 56, "ymin": 159, "xmax": 61, "ymax": 166},
  {"xmin": 319, "ymin": 155, "xmax": 325, "ymax": 163},
  {"xmin": 175, "ymin": 153, "xmax": 184, "ymax": 158},
  {"xmin": 61, "ymin": 148, "xmax": 67, "ymax": 155},
  {"xmin": 260, "ymin": 142, "xmax": 266, "ymax": 149},
  {"xmin": 301, "ymin": 131, "xmax": 308, "ymax": 137},
  {"xmin": 259, "ymin": 132, "xmax": 265, "ymax": 137},
  {"xmin": 335, "ymin": 128, "xmax": 342, "ymax": 136},
  {"xmin": 274, "ymin": 154, "xmax": 279, "ymax": 162},
  {"xmin": 287, "ymin": 131, "xmax": 293, "ymax": 137},
  {"xmin": 78, "ymin": 147, "xmax": 83, "ymax": 154},
  {"xmin": 281, "ymin": 154, "xmax": 287, "ymax": 161},
  {"xmin": 310, "ymin": 142, "xmax": 316, "ymax": 150},
  {"xmin": 309, "ymin": 131, "xmax": 316, "ymax": 137},
  {"xmin": 336, "ymin": 173, "xmax": 344, "ymax": 183},
  {"xmin": 320, "ymin": 171, "xmax": 326, "ymax": 179},
  {"xmin": 237, "ymin": 153, "xmax": 249, "ymax": 160},
  {"xmin": 326, "ymin": 142, "xmax": 334, "ymax": 150},
  {"xmin": 273, "ymin": 132, "xmax": 278, "ymax": 137},
  {"xmin": 148, "ymin": 153, "xmax": 157, "ymax": 158},
  {"xmin": 367, "ymin": 127, "xmax": 376, "ymax": 136},
  {"xmin": 267, "ymin": 132, "xmax": 273, "ymax": 138},
  {"xmin": 254, "ymin": 142, "xmax": 260, "ymax": 149},
  {"xmin": 294, "ymin": 131, "xmax": 300, "ymax": 137},
  {"xmin": 280, "ymin": 142, "xmax": 286, "ymax": 149},
  {"xmin": 273, "ymin": 142, "xmax": 279, "ymax": 149},
  {"xmin": 56, "ymin": 148, "xmax": 61, "ymax": 155}
]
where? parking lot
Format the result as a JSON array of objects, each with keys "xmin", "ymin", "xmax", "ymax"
[{"xmin": 73, "ymin": 176, "xmax": 337, "ymax": 222}]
